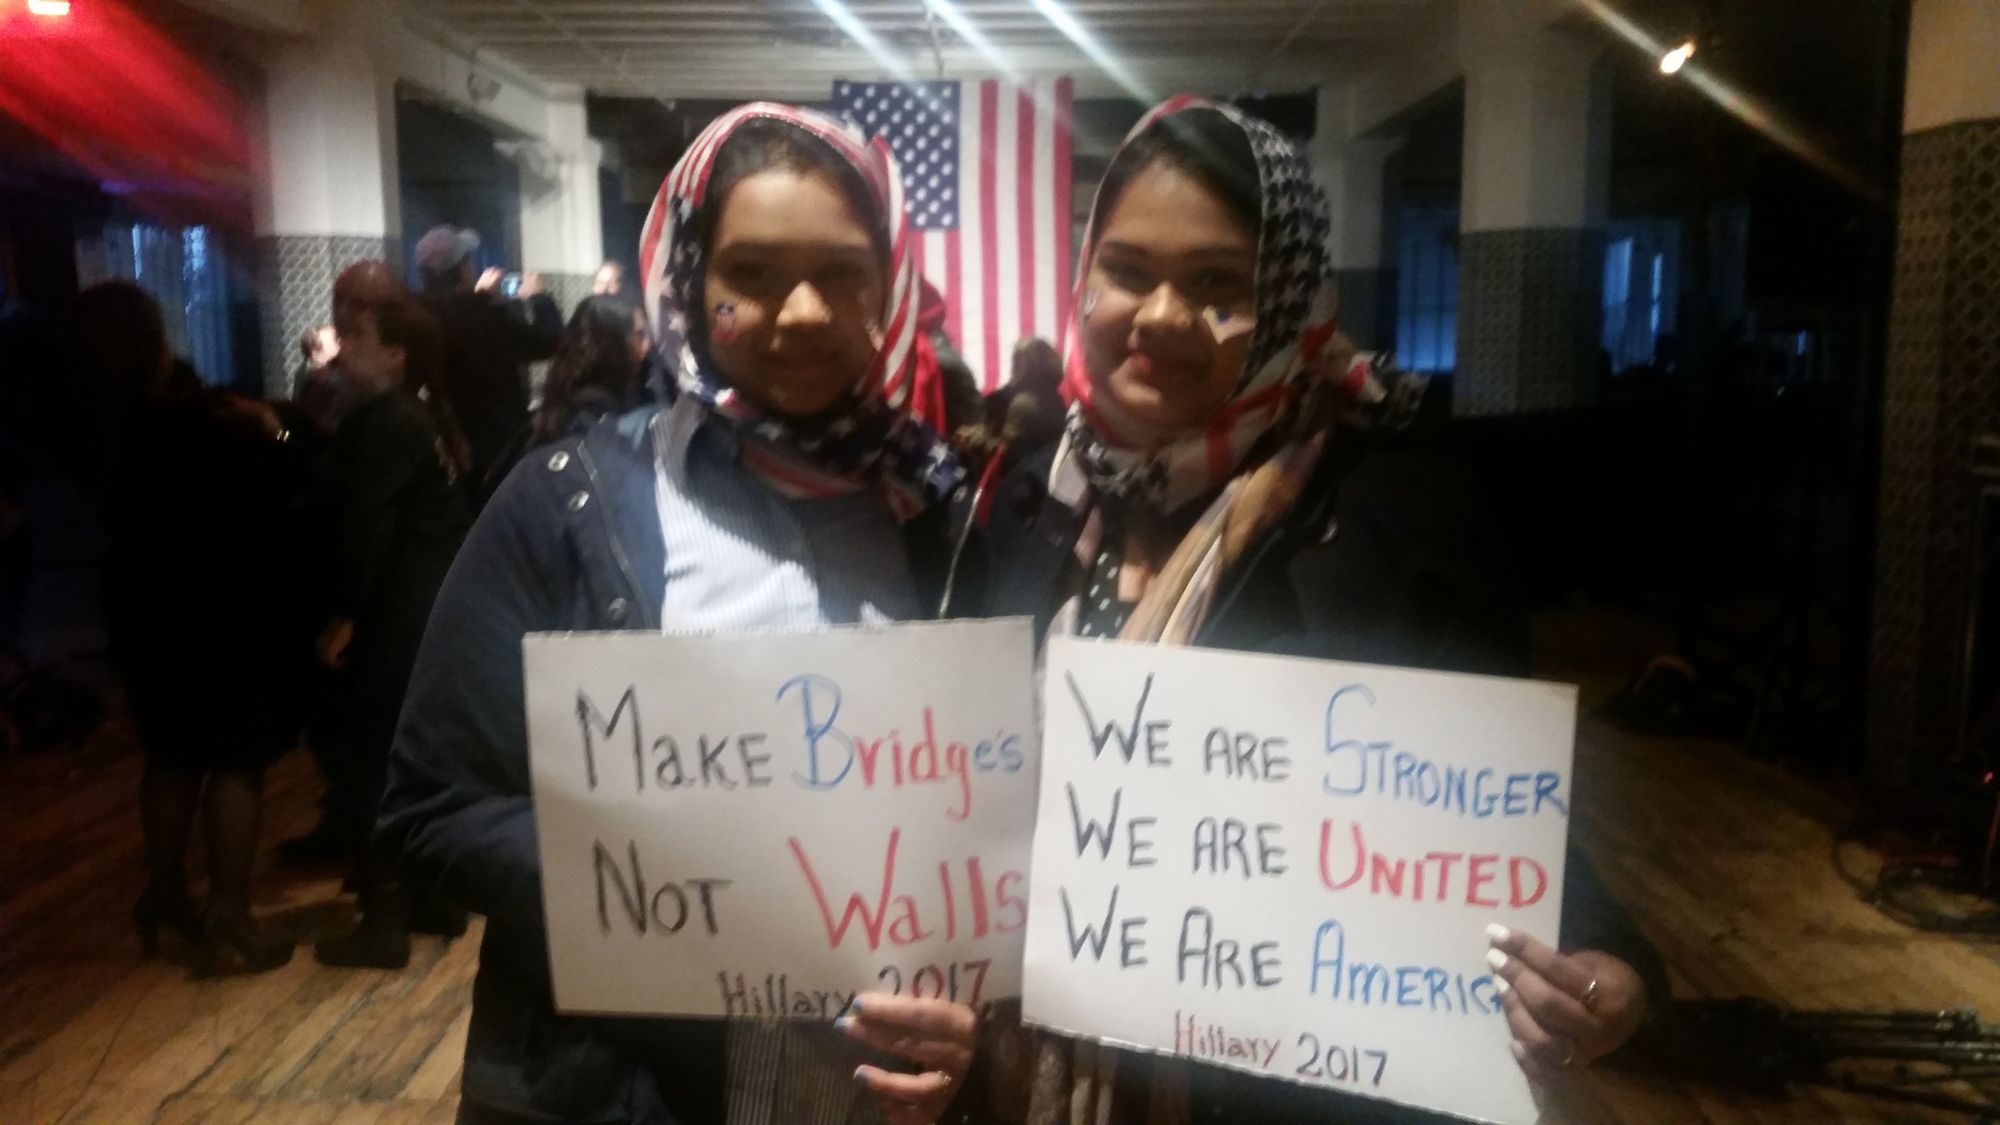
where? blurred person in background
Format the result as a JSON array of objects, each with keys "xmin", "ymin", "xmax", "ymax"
[
  {"xmin": 290, "ymin": 324, "xmax": 341, "ymax": 432},
  {"xmin": 413, "ymin": 225, "xmax": 561, "ymax": 510},
  {"xmin": 311, "ymin": 295, "xmax": 472, "ymax": 970},
  {"xmin": 975, "ymin": 337, "xmax": 1066, "ymax": 479},
  {"xmin": 282, "ymin": 259, "xmax": 454, "ymax": 870},
  {"xmin": 82, "ymin": 281, "xmax": 316, "ymax": 977},
  {"xmin": 590, "ymin": 259, "xmax": 627, "ymax": 300},
  {"xmin": 529, "ymin": 294, "xmax": 654, "ymax": 446}
]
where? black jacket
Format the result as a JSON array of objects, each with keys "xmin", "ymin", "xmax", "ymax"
[
  {"xmin": 102, "ymin": 390, "xmax": 319, "ymax": 770},
  {"xmin": 981, "ymin": 431, "xmax": 1669, "ymax": 1124},
  {"xmin": 376, "ymin": 407, "xmax": 971, "ymax": 1124},
  {"xmin": 329, "ymin": 388, "xmax": 469, "ymax": 740},
  {"xmin": 984, "ymin": 434, "xmax": 1527, "ymax": 675},
  {"xmin": 424, "ymin": 291, "xmax": 562, "ymax": 505}
]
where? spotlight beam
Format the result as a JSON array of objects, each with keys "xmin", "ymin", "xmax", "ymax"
[
  {"xmin": 923, "ymin": 0, "xmax": 1022, "ymax": 86},
  {"xmin": 1572, "ymin": 0, "xmax": 1874, "ymax": 200},
  {"xmin": 811, "ymin": 0, "xmax": 919, "ymax": 85},
  {"xmin": 1026, "ymin": 0, "xmax": 1154, "ymax": 104}
]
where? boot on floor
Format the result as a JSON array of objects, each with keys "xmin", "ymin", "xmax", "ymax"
[
  {"xmin": 408, "ymin": 899, "xmax": 468, "ymax": 938},
  {"xmin": 314, "ymin": 916, "xmax": 410, "ymax": 969}
]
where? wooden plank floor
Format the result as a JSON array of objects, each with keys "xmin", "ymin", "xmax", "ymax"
[{"xmin": 3, "ymin": 609, "xmax": 1997, "ymax": 1124}]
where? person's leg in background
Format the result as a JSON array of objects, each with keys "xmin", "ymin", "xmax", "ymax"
[
  {"xmin": 312, "ymin": 719, "xmax": 414, "ymax": 969},
  {"xmin": 278, "ymin": 668, "xmax": 369, "ymax": 866},
  {"xmin": 198, "ymin": 766, "xmax": 293, "ymax": 973},
  {"xmin": 313, "ymin": 657, "xmax": 465, "ymax": 970},
  {"xmin": 135, "ymin": 761, "xmax": 204, "ymax": 954}
]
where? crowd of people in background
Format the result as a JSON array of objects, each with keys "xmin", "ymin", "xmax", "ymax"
[
  {"xmin": 0, "ymin": 209, "xmax": 1067, "ymax": 981},
  {"xmin": 0, "ymin": 222, "xmax": 570, "ymax": 973}
]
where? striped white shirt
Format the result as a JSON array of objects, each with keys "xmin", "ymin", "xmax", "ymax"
[{"xmin": 652, "ymin": 395, "xmax": 914, "ymax": 1125}]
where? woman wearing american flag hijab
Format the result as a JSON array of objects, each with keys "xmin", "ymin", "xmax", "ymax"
[{"xmin": 376, "ymin": 104, "xmax": 986, "ymax": 1125}]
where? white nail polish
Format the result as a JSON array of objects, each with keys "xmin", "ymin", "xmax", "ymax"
[
  {"xmin": 1493, "ymin": 974, "xmax": 1512, "ymax": 995},
  {"xmin": 1485, "ymin": 948, "xmax": 1508, "ymax": 972},
  {"xmin": 1508, "ymin": 1040, "xmax": 1527, "ymax": 1062},
  {"xmin": 1484, "ymin": 923, "xmax": 1510, "ymax": 944}
]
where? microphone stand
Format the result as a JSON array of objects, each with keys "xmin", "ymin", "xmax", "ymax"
[{"xmin": 1660, "ymin": 998, "xmax": 2000, "ymax": 1118}]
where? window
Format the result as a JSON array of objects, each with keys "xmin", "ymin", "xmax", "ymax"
[
  {"xmin": 1603, "ymin": 236, "xmax": 1633, "ymax": 361},
  {"xmin": 1600, "ymin": 218, "xmax": 1682, "ymax": 373},
  {"xmin": 1648, "ymin": 252, "xmax": 1665, "ymax": 339},
  {"xmin": 75, "ymin": 221, "xmax": 239, "ymax": 385},
  {"xmin": 1393, "ymin": 205, "xmax": 1458, "ymax": 372}
]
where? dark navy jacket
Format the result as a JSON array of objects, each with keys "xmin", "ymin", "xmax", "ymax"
[
  {"xmin": 979, "ymin": 431, "xmax": 1670, "ymax": 1125},
  {"xmin": 376, "ymin": 407, "xmax": 973, "ymax": 1124}
]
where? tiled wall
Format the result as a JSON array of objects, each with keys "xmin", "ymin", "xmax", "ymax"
[
  {"xmin": 1453, "ymin": 227, "xmax": 1603, "ymax": 417},
  {"xmin": 255, "ymin": 234, "xmax": 392, "ymax": 398},
  {"xmin": 1867, "ymin": 118, "xmax": 2000, "ymax": 784}
]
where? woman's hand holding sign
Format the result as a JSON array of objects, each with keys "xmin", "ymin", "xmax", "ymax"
[
  {"xmin": 838, "ymin": 993, "xmax": 977, "ymax": 1124},
  {"xmin": 1484, "ymin": 924, "xmax": 1646, "ymax": 1083}
]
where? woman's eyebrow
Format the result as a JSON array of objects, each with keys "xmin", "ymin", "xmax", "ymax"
[
  {"xmin": 1097, "ymin": 238, "xmax": 1254, "ymax": 262},
  {"xmin": 713, "ymin": 238, "xmax": 875, "ymax": 256}
]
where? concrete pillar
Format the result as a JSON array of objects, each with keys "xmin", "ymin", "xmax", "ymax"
[
  {"xmin": 1866, "ymin": 0, "xmax": 2000, "ymax": 785},
  {"xmin": 252, "ymin": 0, "xmax": 399, "ymax": 397},
  {"xmin": 512, "ymin": 90, "xmax": 605, "ymax": 317},
  {"xmin": 1452, "ymin": 0, "xmax": 1609, "ymax": 416},
  {"xmin": 1311, "ymin": 88, "xmax": 1399, "ymax": 347}
]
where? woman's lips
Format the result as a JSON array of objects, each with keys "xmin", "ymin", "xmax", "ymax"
[{"xmin": 1125, "ymin": 350, "xmax": 1199, "ymax": 382}]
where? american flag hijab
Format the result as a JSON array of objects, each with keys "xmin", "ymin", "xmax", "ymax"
[
  {"xmin": 1059, "ymin": 97, "xmax": 1414, "ymax": 514},
  {"xmin": 637, "ymin": 102, "xmax": 963, "ymax": 522}
]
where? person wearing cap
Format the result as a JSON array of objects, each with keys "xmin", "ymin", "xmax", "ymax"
[{"xmin": 412, "ymin": 225, "xmax": 561, "ymax": 511}]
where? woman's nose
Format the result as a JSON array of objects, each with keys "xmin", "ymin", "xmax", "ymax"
[
  {"xmin": 1132, "ymin": 281, "xmax": 1197, "ymax": 338},
  {"xmin": 776, "ymin": 281, "xmax": 833, "ymax": 331}
]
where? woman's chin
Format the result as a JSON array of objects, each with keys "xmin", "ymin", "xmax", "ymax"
[
  {"xmin": 744, "ymin": 384, "xmax": 854, "ymax": 422},
  {"xmin": 1100, "ymin": 374, "xmax": 1208, "ymax": 434}
]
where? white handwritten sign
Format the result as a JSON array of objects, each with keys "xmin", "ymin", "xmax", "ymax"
[
  {"xmin": 524, "ymin": 619, "xmax": 1038, "ymax": 1019},
  {"xmin": 1023, "ymin": 637, "xmax": 1576, "ymax": 1125}
]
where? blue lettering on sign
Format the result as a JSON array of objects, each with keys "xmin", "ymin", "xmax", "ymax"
[
  {"xmin": 1321, "ymin": 683, "xmax": 1569, "ymax": 820},
  {"xmin": 780, "ymin": 674, "xmax": 852, "ymax": 789},
  {"xmin": 1305, "ymin": 919, "xmax": 1501, "ymax": 1016}
]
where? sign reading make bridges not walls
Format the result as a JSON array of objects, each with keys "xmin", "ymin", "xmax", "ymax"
[{"xmin": 525, "ymin": 619, "xmax": 1040, "ymax": 1021}]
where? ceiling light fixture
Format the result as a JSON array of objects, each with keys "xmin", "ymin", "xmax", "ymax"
[
  {"xmin": 26, "ymin": 0, "xmax": 73, "ymax": 16},
  {"xmin": 1658, "ymin": 38, "xmax": 1695, "ymax": 75}
]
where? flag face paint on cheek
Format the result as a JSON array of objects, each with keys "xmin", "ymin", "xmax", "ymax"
[
  {"xmin": 1203, "ymin": 306, "xmax": 1256, "ymax": 344},
  {"xmin": 1080, "ymin": 286, "xmax": 1101, "ymax": 319},
  {"xmin": 710, "ymin": 303, "xmax": 742, "ymax": 344}
]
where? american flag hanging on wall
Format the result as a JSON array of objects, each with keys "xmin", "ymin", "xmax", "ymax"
[{"xmin": 834, "ymin": 77, "xmax": 1074, "ymax": 393}]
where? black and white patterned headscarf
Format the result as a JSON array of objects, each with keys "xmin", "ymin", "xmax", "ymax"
[{"xmin": 1059, "ymin": 97, "xmax": 1418, "ymax": 513}]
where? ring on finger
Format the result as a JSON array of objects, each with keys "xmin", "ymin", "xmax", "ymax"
[
  {"xmin": 1581, "ymin": 978, "xmax": 1599, "ymax": 1012},
  {"xmin": 930, "ymin": 1070, "xmax": 954, "ymax": 1089}
]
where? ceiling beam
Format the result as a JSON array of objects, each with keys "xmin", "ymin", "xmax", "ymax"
[
  {"xmin": 173, "ymin": 0, "xmax": 318, "ymax": 36},
  {"xmin": 403, "ymin": 0, "xmax": 1445, "ymax": 102}
]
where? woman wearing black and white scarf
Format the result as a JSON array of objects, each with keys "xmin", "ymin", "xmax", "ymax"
[{"xmin": 971, "ymin": 98, "xmax": 1667, "ymax": 1125}]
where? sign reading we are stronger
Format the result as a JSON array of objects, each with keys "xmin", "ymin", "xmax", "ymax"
[
  {"xmin": 524, "ymin": 620, "xmax": 1038, "ymax": 1020},
  {"xmin": 1023, "ymin": 637, "xmax": 1577, "ymax": 1125}
]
